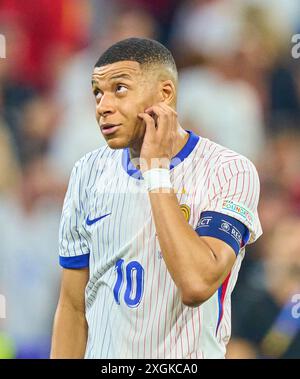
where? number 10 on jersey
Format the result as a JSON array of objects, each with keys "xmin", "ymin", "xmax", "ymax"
[{"xmin": 113, "ymin": 259, "xmax": 145, "ymax": 307}]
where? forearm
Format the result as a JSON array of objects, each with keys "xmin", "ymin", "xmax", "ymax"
[
  {"xmin": 149, "ymin": 190, "xmax": 225, "ymax": 303},
  {"xmin": 51, "ymin": 302, "xmax": 88, "ymax": 359}
]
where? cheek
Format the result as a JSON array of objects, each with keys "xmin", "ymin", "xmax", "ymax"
[
  {"xmin": 136, "ymin": 84, "xmax": 158, "ymax": 108},
  {"xmin": 95, "ymin": 109, "xmax": 100, "ymax": 121},
  {"xmin": 119, "ymin": 88, "xmax": 158, "ymax": 120},
  {"xmin": 119, "ymin": 97, "xmax": 142, "ymax": 119}
]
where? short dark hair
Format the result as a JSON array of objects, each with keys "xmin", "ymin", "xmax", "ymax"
[{"xmin": 94, "ymin": 37, "xmax": 177, "ymax": 77}]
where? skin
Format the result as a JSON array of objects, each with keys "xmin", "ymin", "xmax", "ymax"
[
  {"xmin": 91, "ymin": 61, "xmax": 187, "ymax": 163},
  {"xmin": 51, "ymin": 59, "xmax": 236, "ymax": 358},
  {"xmin": 51, "ymin": 268, "xmax": 88, "ymax": 358},
  {"xmin": 136, "ymin": 96, "xmax": 236, "ymax": 305}
]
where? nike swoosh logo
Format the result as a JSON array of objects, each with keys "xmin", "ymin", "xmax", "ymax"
[{"xmin": 86, "ymin": 213, "xmax": 111, "ymax": 225}]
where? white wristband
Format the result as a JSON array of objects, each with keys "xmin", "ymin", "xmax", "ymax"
[{"xmin": 143, "ymin": 168, "xmax": 172, "ymax": 192}]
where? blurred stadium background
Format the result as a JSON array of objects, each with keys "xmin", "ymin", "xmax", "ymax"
[{"xmin": 0, "ymin": 0, "xmax": 300, "ymax": 359}]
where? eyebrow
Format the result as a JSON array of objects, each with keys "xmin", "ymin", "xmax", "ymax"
[
  {"xmin": 110, "ymin": 73, "xmax": 133, "ymax": 80},
  {"xmin": 91, "ymin": 73, "xmax": 133, "ymax": 86}
]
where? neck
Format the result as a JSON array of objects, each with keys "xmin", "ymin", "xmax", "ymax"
[{"xmin": 129, "ymin": 123, "xmax": 189, "ymax": 164}]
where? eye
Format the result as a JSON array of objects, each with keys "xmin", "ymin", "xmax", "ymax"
[
  {"xmin": 94, "ymin": 89, "xmax": 103, "ymax": 101},
  {"xmin": 116, "ymin": 85, "xmax": 128, "ymax": 94}
]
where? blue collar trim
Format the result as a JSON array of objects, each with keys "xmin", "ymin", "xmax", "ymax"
[{"xmin": 121, "ymin": 130, "xmax": 200, "ymax": 180}]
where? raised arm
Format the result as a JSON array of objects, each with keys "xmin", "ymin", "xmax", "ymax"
[{"xmin": 138, "ymin": 103, "xmax": 261, "ymax": 307}]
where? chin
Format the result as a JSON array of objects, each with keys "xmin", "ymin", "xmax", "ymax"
[{"xmin": 105, "ymin": 136, "xmax": 129, "ymax": 150}]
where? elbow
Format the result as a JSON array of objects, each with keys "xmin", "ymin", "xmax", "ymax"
[{"xmin": 181, "ymin": 284, "xmax": 214, "ymax": 308}]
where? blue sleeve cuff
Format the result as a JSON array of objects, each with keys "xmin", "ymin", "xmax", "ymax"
[
  {"xmin": 195, "ymin": 211, "xmax": 250, "ymax": 255},
  {"xmin": 59, "ymin": 253, "xmax": 90, "ymax": 268}
]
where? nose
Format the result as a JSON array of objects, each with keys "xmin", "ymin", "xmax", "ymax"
[{"xmin": 96, "ymin": 93, "xmax": 115, "ymax": 118}]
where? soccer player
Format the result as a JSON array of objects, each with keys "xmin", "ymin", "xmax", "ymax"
[{"xmin": 50, "ymin": 38, "xmax": 262, "ymax": 359}]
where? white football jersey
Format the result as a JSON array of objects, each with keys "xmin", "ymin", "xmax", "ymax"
[{"xmin": 59, "ymin": 131, "xmax": 262, "ymax": 358}]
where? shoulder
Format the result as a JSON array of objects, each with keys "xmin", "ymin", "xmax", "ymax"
[
  {"xmin": 71, "ymin": 145, "xmax": 120, "ymax": 177},
  {"xmin": 196, "ymin": 137, "xmax": 259, "ymax": 179},
  {"xmin": 64, "ymin": 145, "xmax": 121, "ymax": 205}
]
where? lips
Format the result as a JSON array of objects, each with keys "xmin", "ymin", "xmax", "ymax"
[{"xmin": 101, "ymin": 123, "xmax": 121, "ymax": 136}]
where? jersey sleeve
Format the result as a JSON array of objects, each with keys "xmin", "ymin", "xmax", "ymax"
[
  {"xmin": 195, "ymin": 158, "xmax": 263, "ymax": 255},
  {"xmin": 59, "ymin": 159, "xmax": 90, "ymax": 269}
]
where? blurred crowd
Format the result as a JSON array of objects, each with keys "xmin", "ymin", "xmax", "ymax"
[{"xmin": 0, "ymin": 0, "xmax": 300, "ymax": 359}]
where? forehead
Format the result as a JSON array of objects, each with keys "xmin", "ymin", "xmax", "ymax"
[{"xmin": 92, "ymin": 61, "xmax": 143, "ymax": 84}]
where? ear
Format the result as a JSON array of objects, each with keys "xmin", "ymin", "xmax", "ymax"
[{"xmin": 160, "ymin": 80, "xmax": 176, "ymax": 106}]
